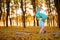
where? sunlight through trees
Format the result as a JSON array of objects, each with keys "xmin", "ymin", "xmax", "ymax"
[{"xmin": 0, "ymin": 0, "xmax": 58, "ymax": 27}]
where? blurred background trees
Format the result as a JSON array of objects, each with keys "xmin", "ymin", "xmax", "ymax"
[{"xmin": 0, "ymin": 0, "xmax": 59, "ymax": 27}]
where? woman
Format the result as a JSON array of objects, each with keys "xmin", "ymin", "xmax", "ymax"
[{"xmin": 36, "ymin": 7, "xmax": 47, "ymax": 33}]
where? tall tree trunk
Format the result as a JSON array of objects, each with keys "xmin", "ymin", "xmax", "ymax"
[
  {"xmin": 32, "ymin": 0, "xmax": 35, "ymax": 26},
  {"xmin": 49, "ymin": 0, "xmax": 51, "ymax": 26},
  {"xmin": 25, "ymin": 0, "xmax": 26, "ymax": 27},
  {"xmin": 33, "ymin": 0, "xmax": 36, "ymax": 26},
  {"xmin": 21, "ymin": 0, "xmax": 25, "ymax": 28},
  {"xmin": 6, "ymin": 0, "xmax": 10, "ymax": 27},
  {"xmin": 0, "ymin": 0, "xmax": 2, "ymax": 20},
  {"xmin": 32, "ymin": 0, "xmax": 39, "ymax": 26},
  {"xmin": 54, "ymin": 0, "xmax": 60, "ymax": 28},
  {"xmin": 0, "ymin": 6, "xmax": 2, "ymax": 20}
]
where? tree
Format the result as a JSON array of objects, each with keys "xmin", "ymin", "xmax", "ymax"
[
  {"xmin": 33, "ymin": 0, "xmax": 36, "ymax": 26},
  {"xmin": 21, "ymin": 0, "xmax": 25, "ymax": 28},
  {"xmin": 0, "ymin": 5, "xmax": 2, "ymax": 20},
  {"xmin": 0, "ymin": 0, "xmax": 2, "ymax": 20},
  {"xmin": 54, "ymin": 0, "xmax": 60, "ymax": 28},
  {"xmin": 6, "ymin": 0, "xmax": 10, "ymax": 27},
  {"xmin": 31, "ymin": 0, "xmax": 38, "ymax": 26}
]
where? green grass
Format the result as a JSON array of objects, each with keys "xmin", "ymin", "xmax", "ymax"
[{"xmin": 0, "ymin": 27, "xmax": 60, "ymax": 40}]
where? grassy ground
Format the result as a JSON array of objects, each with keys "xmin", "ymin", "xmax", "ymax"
[{"xmin": 0, "ymin": 26, "xmax": 60, "ymax": 40}]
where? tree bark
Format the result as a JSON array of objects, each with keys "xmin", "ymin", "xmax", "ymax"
[
  {"xmin": 0, "ymin": 6, "xmax": 2, "ymax": 20},
  {"xmin": 0, "ymin": 0, "xmax": 2, "ymax": 20},
  {"xmin": 21, "ymin": 0, "xmax": 25, "ymax": 28},
  {"xmin": 6, "ymin": 0, "xmax": 10, "ymax": 27},
  {"xmin": 54, "ymin": 0, "xmax": 60, "ymax": 28}
]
